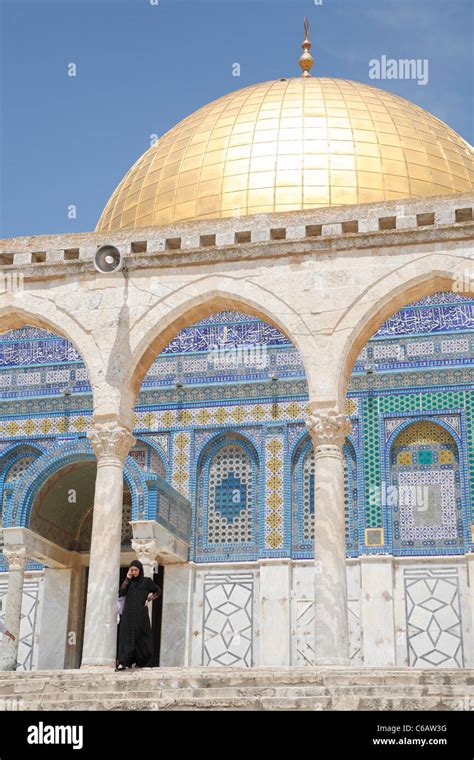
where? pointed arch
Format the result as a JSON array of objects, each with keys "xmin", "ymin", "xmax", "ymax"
[
  {"xmin": 126, "ymin": 277, "xmax": 317, "ymax": 400},
  {"xmin": 333, "ymin": 266, "xmax": 474, "ymax": 405},
  {"xmin": 3, "ymin": 439, "xmax": 148, "ymax": 529}
]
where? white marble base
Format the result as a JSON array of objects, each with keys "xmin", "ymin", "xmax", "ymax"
[
  {"xmin": 160, "ymin": 564, "xmax": 191, "ymax": 667},
  {"xmin": 259, "ymin": 561, "xmax": 291, "ymax": 666},
  {"xmin": 360, "ymin": 557, "xmax": 396, "ymax": 667},
  {"xmin": 37, "ymin": 568, "xmax": 72, "ymax": 670}
]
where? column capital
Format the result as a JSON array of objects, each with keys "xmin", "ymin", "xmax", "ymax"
[
  {"xmin": 132, "ymin": 539, "xmax": 158, "ymax": 580},
  {"xmin": 87, "ymin": 418, "xmax": 136, "ymax": 463},
  {"xmin": 306, "ymin": 409, "xmax": 352, "ymax": 451},
  {"xmin": 131, "ymin": 538, "xmax": 158, "ymax": 562},
  {"xmin": 3, "ymin": 545, "xmax": 28, "ymax": 570}
]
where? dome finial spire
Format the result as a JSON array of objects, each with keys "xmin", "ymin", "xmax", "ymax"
[{"xmin": 299, "ymin": 17, "xmax": 314, "ymax": 76}]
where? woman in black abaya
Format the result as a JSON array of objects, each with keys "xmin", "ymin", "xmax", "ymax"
[{"xmin": 116, "ymin": 559, "xmax": 161, "ymax": 671}]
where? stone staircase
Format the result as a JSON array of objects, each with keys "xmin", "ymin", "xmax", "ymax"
[{"xmin": 0, "ymin": 667, "xmax": 472, "ymax": 710}]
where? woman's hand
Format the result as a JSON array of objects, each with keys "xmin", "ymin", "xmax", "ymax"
[{"xmin": 127, "ymin": 569, "xmax": 133, "ymax": 579}]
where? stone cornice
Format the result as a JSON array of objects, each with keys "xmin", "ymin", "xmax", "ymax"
[
  {"xmin": 0, "ymin": 193, "xmax": 472, "ymax": 279},
  {"xmin": 0, "ymin": 225, "xmax": 472, "ymax": 283}
]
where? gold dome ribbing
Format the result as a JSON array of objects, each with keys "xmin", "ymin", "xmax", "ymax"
[{"xmin": 97, "ymin": 77, "xmax": 473, "ymax": 231}]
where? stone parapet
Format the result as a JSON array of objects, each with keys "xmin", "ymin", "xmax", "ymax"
[{"xmin": 0, "ymin": 193, "xmax": 471, "ymax": 276}]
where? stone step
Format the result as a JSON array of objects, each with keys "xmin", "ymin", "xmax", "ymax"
[
  {"xmin": 0, "ymin": 667, "xmax": 472, "ymax": 687},
  {"xmin": 2, "ymin": 677, "xmax": 473, "ymax": 697},
  {"xmin": 2, "ymin": 680, "xmax": 472, "ymax": 693},
  {"xmin": 19, "ymin": 695, "xmax": 470, "ymax": 711},
  {"xmin": 5, "ymin": 683, "xmax": 474, "ymax": 700},
  {"xmin": 2, "ymin": 667, "xmax": 472, "ymax": 711}
]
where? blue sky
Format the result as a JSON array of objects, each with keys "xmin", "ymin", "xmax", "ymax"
[{"xmin": 1, "ymin": 0, "xmax": 472, "ymax": 238}]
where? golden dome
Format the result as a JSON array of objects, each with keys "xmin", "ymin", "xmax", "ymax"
[{"xmin": 96, "ymin": 77, "xmax": 473, "ymax": 231}]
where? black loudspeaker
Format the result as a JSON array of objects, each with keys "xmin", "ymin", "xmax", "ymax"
[{"xmin": 93, "ymin": 245, "xmax": 123, "ymax": 273}]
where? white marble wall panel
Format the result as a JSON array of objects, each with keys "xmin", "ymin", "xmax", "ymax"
[
  {"xmin": 360, "ymin": 558, "xmax": 396, "ymax": 666},
  {"xmin": 292, "ymin": 563, "xmax": 315, "ymax": 666},
  {"xmin": 0, "ymin": 572, "xmax": 42, "ymax": 671},
  {"xmin": 36, "ymin": 569, "xmax": 72, "ymax": 670},
  {"xmin": 347, "ymin": 562, "xmax": 362, "ymax": 665},
  {"xmin": 467, "ymin": 556, "xmax": 474, "ymax": 668},
  {"xmin": 160, "ymin": 564, "xmax": 192, "ymax": 667},
  {"xmin": 291, "ymin": 562, "xmax": 362, "ymax": 666},
  {"xmin": 190, "ymin": 565, "xmax": 258, "ymax": 667},
  {"xmin": 394, "ymin": 561, "xmax": 470, "ymax": 668},
  {"xmin": 260, "ymin": 562, "xmax": 291, "ymax": 666}
]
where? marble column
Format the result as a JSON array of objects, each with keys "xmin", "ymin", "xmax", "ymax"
[
  {"xmin": 131, "ymin": 538, "xmax": 158, "ymax": 622},
  {"xmin": 81, "ymin": 419, "xmax": 135, "ymax": 668},
  {"xmin": 0, "ymin": 545, "xmax": 27, "ymax": 671},
  {"xmin": 307, "ymin": 410, "xmax": 351, "ymax": 665}
]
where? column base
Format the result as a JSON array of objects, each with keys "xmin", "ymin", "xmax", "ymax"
[{"xmin": 80, "ymin": 659, "xmax": 116, "ymax": 669}]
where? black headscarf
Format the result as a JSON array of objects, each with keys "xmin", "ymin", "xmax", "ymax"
[{"xmin": 129, "ymin": 559, "xmax": 144, "ymax": 585}]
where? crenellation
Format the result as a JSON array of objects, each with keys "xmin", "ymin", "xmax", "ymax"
[
  {"xmin": 0, "ymin": 193, "xmax": 472, "ymax": 272},
  {"xmin": 322, "ymin": 223, "xmax": 343, "ymax": 236},
  {"xmin": 396, "ymin": 215, "xmax": 418, "ymax": 230}
]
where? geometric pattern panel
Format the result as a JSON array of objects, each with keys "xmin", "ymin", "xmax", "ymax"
[
  {"xmin": 363, "ymin": 392, "xmax": 473, "ymax": 535},
  {"xmin": 264, "ymin": 433, "xmax": 285, "ymax": 551},
  {"xmin": 171, "ymin": 432, "xmax": 190, "ymax": 497},
  {"xmin": 398, "ymin": 470, "xmax": 458, "ymax": 539},
  {"xmin": 290, "ymin": 440, "xmax": 316, "ymax": 555},
  {"xmin": 294, "ymin": 597, "xmax": 362, "ymax": 665},
  {"xmin": 0, "ymin": 578, "xmax": 40, "ymax": 671},
  {"xmin": 4, "ymin": 457, "xmax": 36, "ymax": 483},
  {"xmin": 202, "ymin": 573, "xmax": 253, "ymax": 667},
  {"xmin": 194, "ymin": 434, "xmax": 260, "ymax": 563},
  {"xmin": 135, "ymin": 399, "xmax": 310, "ymax": 433},
  {"xmin": 302, "ymin": 451, "xmax": 315, "ymax": 542},
  {"xmin": 348, "ymin": 598, "xmax": 362, "ymax": 664},
  {"xmin": 207, "ymin": 445, "xmax": 253, "ymax": 544},
  {"xmin": 295, "ymin": 599, "xmax": 315, "ymax": 666},
  {"xmin": 391, "ymin": 422, "xmax": 464, "ymax": 553},
  {"xmin": 404, "ymin": 567, "xmax": 464, "ymax": 668},
  {"xmin": 215, "ymin": 475, "xmax": 248, "ymax": 524},
  {"xmin": 344, "ymin": 442, "xmax": 359, "ymax": 554}
]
